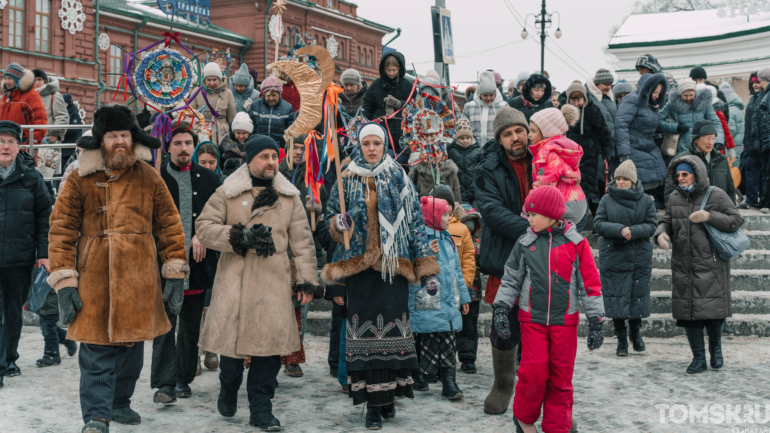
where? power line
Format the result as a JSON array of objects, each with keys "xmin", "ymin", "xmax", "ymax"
[{"xmin": 413, "ymin": 39, "xmax": 526, "ymax": 65}]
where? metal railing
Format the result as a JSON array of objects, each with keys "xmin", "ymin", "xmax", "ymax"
[{"xmin": 20, "ymin": 124, "xmax": 91, "ymax": 182}]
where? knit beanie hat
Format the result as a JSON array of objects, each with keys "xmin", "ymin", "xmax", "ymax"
[
  {"xmin": 420, "ymin": 196, "xmax": 450, "ymax": 231},
  {"xmin": 524, "ymin": 186, "xmax": 565, "ymax": 221},
  {"xmin": 203, "ymin": 62, "xmax": 224, "ymax": 80},
  {"xmin": 0, "ymin": 120, "xmax": 22, "ymax": 142},
  {"xmin": 530, "ymin": 105, "xmax": 579, "ymax": 139},
  {"xmin": 232, "ymin": 63, "xmax": 252, "ymax": 87},
  {"xmin": 3, "ymin": 63, "xmax": 24, "ymax": 88},
  {"xmin": 565, "ymin": 80, "xmax": 587, "ymax": 100},
  {"xmin": 455, "ymin": 118, "xmax": 473, "ymax": 140},
  {"xmin": 477, "ymin": 71, "xmax": 497, "ymax": 95},
  {"xmin": 612, "ymin": 80, "xmax": 634, "ymax": 96},
  {"xmin": 32, "ymin": 69, "xmax": 49, "ymax": 84},
  {"xmin": 613, "ymin": 159, "xmax": 638, "ymax": 186},
  {"xmin": 676, "ymin": 162, "xmax": 695, "ymax": 174},
  {"xmin": 594, "ymin": 68, "xmax": 613, "ymax": 85},
  {"xmin": 515, "ymin": 71, "xmax": 531, "ymax": 88},
  {"xmin": 493, "ymin": 107, "xmax": 529, "ymax": 142},
  {"xmin": 359, "ymin": 123, "xmax": 385, "ymax": 144},
  {"xmin": 432, "ymin": 184, "xmax": 456, "ymax": 209},
  {"xmin": 719, "ymin": 81, "xmax": 735, "ymax": 97},
  {"xmin": 689, "ymin": 67, "xmax": 707, "ymax": 81},
  {"xmin": 507, "ymin": 80, "xmax": 517, "ymax": 91},
  {"xmin": 692, "ymin": 119, "xmax": 717, "ymax": 140},
  {"xmin": 758, "ymin": 68, "xmax": 770, "ymax": 82},
  {"xmin": 341, "ymin": 68, "xmax": 363, "ymax": 86},
  {"xmin": 420, "ymin": 77, "xmax": 441, "ymax": 98},
  {"xmin": 677, "ymin": 78, "xmax": 697, "ymax": 94},
  {"xmin": 261, "ymin": 76, "xmax": 284, "ymax": 94},
  {"xmin": 245, "ymin": 135, "xmax": 279, "ymax": 164},
  {"xmin": 231, "ymin": 112, "xmax": 254, "ymax": 133},
  {"xmin": 492, "ymin": 71, "xmax": 503, "ymax": 87},
  {"xmin": 424, "ymin": 69, "xmax": 441, "ymax": 83}
]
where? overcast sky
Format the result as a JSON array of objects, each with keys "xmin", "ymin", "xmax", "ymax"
[{"xmin": 356, "ymin": 0, "xmax": 639, "ymax": 91}]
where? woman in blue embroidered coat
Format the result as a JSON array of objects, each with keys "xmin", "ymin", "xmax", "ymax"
[{"xmin": 321, "ymin": 122, "xmax": 440, "ymax": 429}]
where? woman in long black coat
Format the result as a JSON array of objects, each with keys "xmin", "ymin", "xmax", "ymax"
[{"xmin": 593, "ymin": 160, "xmax": 657, "ymax": 356}]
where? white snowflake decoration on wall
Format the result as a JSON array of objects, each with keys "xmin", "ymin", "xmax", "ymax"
[
  {"xmin": 59, "ymin": 0, "xmax": 86, "ymax": 35},
  {"xmin": 0, "ymin": 0, "xmax": 8, "ymax": 11},
  {"xmin": 327, "ymin": 35, "xmax": 338, "ymax": 58},
  {"xmin": 98, "ymin": 33, "xmax": 110, "ymax": 51},
  {"xmin": 73, "ymin": 100, "xmax": 86, "ymax": 122},
  {"xmin": 269, "ymin": 14, "xmax": 283, "ymax": 42}
]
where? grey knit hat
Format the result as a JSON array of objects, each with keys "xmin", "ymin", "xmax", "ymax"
[
  {"xmin": 515, "ymin": 70, "xmax": 531, "ymax": 88},
  {"xmin": 594, "ymin": 68, "xmax": 613, "ymax": 85},
  {"xmin": 493, "ymin": 107, "xmax": 529, "ymax": 142},
  {"xmin": 477, "ymin": 71, "xmax": 497, "ymax": 95},
  {"xmin": 613, "ymin": 159, "xmax": 637, "ymax": 186},
  {"xmin": 341, "ymin": 68, "xmax": 363, "ymax": 87},
  {"xmin": 565, "ymin": 80, "xmax": 587, "ymax": 100},
  {"xmin": 758, "ymin": 68, "xmax": 770, "ymax": 82},
  {"xmin": 612, "ymin": 80, "xmax": 634, "ymax": 95},
  {"xmin": 432, "ymin": 184, "xmax": 455, "ymax": 209},
  {"xmin": 420, "ymin": 77, "xmax": 441, "ymax": 98},
  {"xmin": 232, "ymin": 63, "xmax": 252, "ymax": 87}
]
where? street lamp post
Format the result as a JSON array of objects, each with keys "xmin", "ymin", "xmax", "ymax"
[{"xmin": 520, "ymin": 0, "xmax": 561, "ymax": 74}]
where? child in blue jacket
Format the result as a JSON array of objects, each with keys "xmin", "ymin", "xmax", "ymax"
[{"xmin": 409, "ymin": 196, "xmax": 470, "ymax": 400}]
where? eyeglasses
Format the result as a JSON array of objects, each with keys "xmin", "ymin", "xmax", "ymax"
[
  {"xmin": 0, "ymin": 140, "xmax": 19, "ymax": 147},
  {"xmin": 697, "ymin": 136, "xmax": 716, "ymax": 143},
  {"xmin": 676, "ymin": 172, "xmax": 692, "ymax": 178}
]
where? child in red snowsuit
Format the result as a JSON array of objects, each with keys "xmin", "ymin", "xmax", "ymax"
[{"xmin": 493, "ymin": 185, "xmax": 604, "ymax": 433}]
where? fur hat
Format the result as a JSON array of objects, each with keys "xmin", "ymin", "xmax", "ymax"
[
  {"xmin": 524, "ymin": 186, "xmax": 565, "ymax": 221},
  {"xmin": 677, "ymin": 78, "xmax": 697, "ymax": 94},
  {"xmin": 77, "ymin": 105, "xmax": 161, "ymax": 150},
  {"xmin": 341, "ymin": 68, "xmax": 363, "ymax": 87},
  {"xmin": 455, "ymin": 118, "xmax": 473, "ymax": 140},
  {"xmin": 530, "ymin": 105, "xmax": 579, "ymax": 139},
  {"xmin": 261, "ymin": 76, "xmax": 283, "ymax": 94},
  {"xmin": 613, "ymin": 159, "xmax": 637, "ymax": 186},
  {"xmin": 758, "ymin": 68, "xmax": 770, "ymax": 82},
  {"xmin": 612, "ymin": 80, "xmax": 634, "ymax": 96},
  {"xmin": 420, "ymin": 196, "xmax": 450, "ymax": 231},
  {"xmin": 689, "ymin": 67, "xmax": 707, "ymax": 81},
  {"xmin": 231, "ymin": 112, "xmax": 254, "ymax": 133},
  {"xmin": 232, "ymin": 63, "xmax": 252, "ymax": 87},
  {"xmin": 32, "ymin": 69, "xmax": 49, "ymax": 84},
  {"xmin": 203, "ymin": 62, "xmax": 223, "ymax": 80},
  {"xmin": 594, "ymin": 68, "xmax": 613, "ymax": 85},
  {"xmin": 432, "ymin": 184, "xmax": 456, "ymax": 209},
  {"xmin": 493, "ymin": 107, "xmax": 529, "ymax": 142},
  {"xmin": 464, "ymin": 85, "xmax": 477, "ymax": 100},
  {"xmin": 477, "ymin": 71, "xmax": 497, "ymax": 95}
]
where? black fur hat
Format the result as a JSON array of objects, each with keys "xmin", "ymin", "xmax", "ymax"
[{"xmin": 77, "ymin": 104, "xmax": 161, "ymax": 150}]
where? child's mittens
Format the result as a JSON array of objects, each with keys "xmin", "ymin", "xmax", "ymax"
[
  {"xmin": 493, "ymin": 307, "xmax": 511, "ymax": 340},
  {"xmin": 333, "ymin": 212, "xmax": 353, "ymax": 232},
  {"xmin": 587, "ymin": 319, "xmax": 604, "ymax": 350}
]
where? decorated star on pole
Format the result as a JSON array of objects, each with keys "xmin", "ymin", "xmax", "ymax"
[{"xmin": 272, "ymin": 0, "xmax": 287, "ymax": 15}]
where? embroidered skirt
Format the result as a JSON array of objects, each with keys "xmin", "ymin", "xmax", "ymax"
[{"xmin": 348, "ymin": 368, "xmax": 414, "ymax": 406}]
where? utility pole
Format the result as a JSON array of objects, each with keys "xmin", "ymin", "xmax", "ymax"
[
  {"xmin": 539, "ymin": 0, "xmax": 546, "ymax": 73},
  {"xmin": 522, "ymin": 1, "xmax": 561, "ymax": 75},
  {"xmin": 431, "ymin": 0, "xmax": 450, "ymax": 87}
]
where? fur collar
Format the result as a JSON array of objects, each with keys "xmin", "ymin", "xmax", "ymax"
[
  {"xmin": 3, "ymin": 69, "xmax": 35, "ymax": 93},
  {"xmin": 636, "ymin": 73, "xmax": 668, "ymax": 108},
  {"xmin": 668, "ymin": 86, "xmax": 712, "ymax": 113},
  {"xmin": 410, "ymin": 158, "xmax": 459, "ymax": 176},
  {"xmin": 76, "ymin": 145, "xmax": 153, "ymax": 177},
  {"xmin": 222, "ymin": 164, "xmax": 299, "ymax": 198},
  {"xmin": 585, "ymin": 77, "xmax": 613, "ymax": 103}
]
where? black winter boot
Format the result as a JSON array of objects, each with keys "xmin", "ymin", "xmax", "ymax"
[
  {"xmin": 365, "ymin": 404, "xmax": 382, "ymax": 430},
  {"xmin": 440, "ymin": 367, "xmax": 463, "ymax": 400},
  {"xmin": 684, "ymin": 327, "xmax": 708, "ymax": 374},
  {"xmin": 36, "ymin": 350, "xmax": 61, "ymax": 367},
  {"xmin": 153, "ymin": 385, "xmax": 176, "ymax": 404},
  {"xmin": 615, "ymin": 328, "xmax": 628, "ymax": 356},
  {"xmin": 82, "ymin": 420, "xmax": 109, "ymax": 433},
  {"xmin": 381, "ymin": 402, "xmax": 396, "ymax": 420},
  {"xmin": 175, "ymin": 382, "xmax": 192, "ymax": 398},
  {"xmin": 629, "ymin": 320, "xmax": 646, "ymax": 352},
  {"xmin": 706, "ymin": 321, "xmax": 724, "ymax": 369},
  {"xmin": 0, "ymin": 376, "xmax": 4, "ymax": 388},
  {"xmin": 62, "ymin": 339, "xmax": 78, "ymax": 356},
  {"xmin": 217, "ymin": 388, "xmax": 238, "ymax": 417},
  {"xmin": 425, "ymin": 372, "xmax": 438, "ymax": 383},
  {"xmin": 111, "ymin": 407, "xmax": 141, "ymax": 425},
  {"xmin": 484, "ymin": 346, "xmax": 517, "ymax": 414},
  {"xmin": 250, "ymin": 411, "xmax": 281, "ymax": 431},
  {"xmin": 722, "ymin": 320, "xmax": 734, "ymax": 335},
  {"xmin": 411, "ymin": 368, "xmax": 429, "ymax": 391}
]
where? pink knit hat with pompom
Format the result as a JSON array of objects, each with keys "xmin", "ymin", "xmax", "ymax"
[
  {"xmin": 420, "ymin": 196, "xmax": 450, "ymax": 231},
  {"xmin": 530, "ymin": 105, "xmax": 579, "ymax": 139}
]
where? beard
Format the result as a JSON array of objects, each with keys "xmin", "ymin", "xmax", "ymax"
[
  {"xmin": 102, "ymin": 144, "xmax": 137, "ymax": 171},
  {"xmin": 253, "ymin": 165, "xmax": 277, "ymax": 180},
  {"xmin": 504, "ymin": 140, "xmax": 527, "ymax": 158}
]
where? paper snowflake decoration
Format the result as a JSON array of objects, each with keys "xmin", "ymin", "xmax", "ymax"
[
  {"xmin": 327, "ymin": 35, "xmax": 338, "ymax": 58},
  {"xmin": 98, "ymin": 33, "xmax": 110, "ymax": 51},
  {"xmin": 0, "ymin": 0, "xmax": 8, "ymax": 10},
  {"xmin": 269, "ymin": 14, "xmax": 283, "ymax": 42},
  {"xmin": 73, "ymin": 100, "xmax": 86, "ymax": 121},
  {"xmin": 59, "ymin": 0, "xmax": 86, "ymax": 35}
]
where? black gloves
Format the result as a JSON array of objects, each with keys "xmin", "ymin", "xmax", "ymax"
[
  {"xmin": 58, "ymin": 287, "xmax": 83, "ymax": 325},
  {"xmin": 163, "ymin": 278, "xmax": 185, "ymax": 315},
  {"xmin": 676, "ymin": 124, "xmax": 690, "ymax": 134},
  {"xmin": 240, "ymin": 223, "xmax": 277, "ymax": 258},
  {"xmin": 493, "ymin": 307, "xmax": 511, "ymax": 340},
  {"xmin": 587, "ymin": 318, "xmax": 604, "ymax": 350}
]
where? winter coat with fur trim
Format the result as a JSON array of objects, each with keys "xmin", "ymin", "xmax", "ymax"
[
  {"xmin": 664, "ymin": 140, "xmax": 736, "ymax": 204},
  {"xmin": 408, "ymin": 157, "xmax": 462, "ymax": 203},
  {"xmin": 37, "ymin": 78, "xmax": 69, "ymax": 139},
  {"xmin": 195, "ymin": 165, "xmax": 319, "ymax": 358},
  {"xmin": 658, "ymin": 86, "xmax": 724, "ymax": 154},
  {"xmin": 462, "ymin": 89, "xmax": 509, "ymax": 147},
  {"xmin": 565, "ymin": 99, "xmax": 614, "ymax": 202},
  {"xmin": 507, "ymin": 74, "xmax": 554, "ymax": 122},
  {"xmin": 0, "ymin": 68, "xmax": 47, "ymax": 143},
  {"xmin": 47, "ymin": 145, "xmax": 190, "ymax": 345},
  {"xmin": 654, "ymin": 155, "xmax": 742, "ymax": 322},
  {"xmin": 614, "ymin": 73, "xmax": 668, "ymax": 186},
  {"xmin": 447, "ymin": 139, "xmax": 483, "ymax": 204},
  {"xmin": 190, "ymin": 80, "xmax": 237, "ymax": 146}
]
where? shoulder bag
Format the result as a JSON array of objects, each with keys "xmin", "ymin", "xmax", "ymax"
[{"xmin": 700, "ymin": 186, "xmax": 749, "ymax": 260}]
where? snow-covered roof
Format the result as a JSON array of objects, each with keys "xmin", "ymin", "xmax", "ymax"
[{"xmin": 609, "ymin": 8, "xmax": 770, "ymax": 47}]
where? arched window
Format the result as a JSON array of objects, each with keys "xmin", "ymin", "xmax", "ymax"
[
  {"xmin": 338, "ymin": 41, "xmax": 345, "ymax": 60},
  {"xmin": 368, "ymin": 50, "xmax": 372, "ymax": 66},
  {"xmin": 321, "ymin": 36, "xmax": 327, "ymax": 48},
  {"xmin": 357, "ymin": 47, "xmax": 360, "ymax": 64}
]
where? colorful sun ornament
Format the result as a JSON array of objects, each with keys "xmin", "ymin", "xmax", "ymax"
[
  {"xmin": 345, "ymin": 115, "xmax": 367, "ymax": 146},
  {"xmin": 401, "ymin": 93, "xmax": 455, "ymax": 155},
  {"xmin": 206, "ymin": 48, "xmax": 233, "ymax": 77},
  {"xmin": 133, "ymin": 48, "xmax": 193, "ymax": 107}
]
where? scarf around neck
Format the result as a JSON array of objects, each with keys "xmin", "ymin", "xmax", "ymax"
[
  {"xmin": 346, "ymin": 153, "xmax": 419, "ymax": 282},
  {"xmin": 681, "ymin": 182, "xmax": 697, "ymax": 193}
]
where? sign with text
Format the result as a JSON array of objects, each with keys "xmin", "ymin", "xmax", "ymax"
[{"xmin": 157, "ymin": 0, "xmax": 211, "ymax": 26}]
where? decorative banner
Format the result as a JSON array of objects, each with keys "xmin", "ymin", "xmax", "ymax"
[
  {"xmin": 98, "ymin": 33, "xmax": 110, "ymax": 51},
  {"xmin": 133, "ymin": 49, "xmax": 194, "ymax": 107},
  {"xmin": 345, "ymin": 115, "xmax": 367, "ymax": 146},
  {"xmin": 401, "ymin": 93, "xmax": 455, "ymax": 156},
  {"xmin": 59, "ymin": 0, "xmax": 86, "ymax": 35},
  {"xmin": 0, "ymin": 0, "xmax": 8, "ymax": 10},
  {"xmin": 206, "ymin": 48, "xmax": 233, "ymax": 77},
  {"xmin": 269, "ymin": 14, "xmax": 283, "ymax": 42},
  {"xmin": 327, "ymin": 35, "xmax": 338, "ymax": 59}
]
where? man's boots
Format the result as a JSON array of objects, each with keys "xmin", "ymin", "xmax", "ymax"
[
  {"xmin": 36, "ymin": 350, "xmax": 61, "ymax": 367},
  {"xmin": 615, "ymin": 327, "xmax": 628, "ymax": 356},
  {"xmin": 629, "ymin": 320, "xmax": 646, "ymax": 352},
  {"xmin": 484, "ymin": 345, "xmax": 517, "ymax": 414},
  {"xmin": 684, "ymin": 327, "xmax": 708, "ymax": 374},
  {"xmin": 706, "ymin": 321, "xmax": 724, "ymax": 369}
]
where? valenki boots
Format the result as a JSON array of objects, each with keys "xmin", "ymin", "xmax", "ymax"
[
  {"xmin": 684, "ymin": 327, "xmax": 708, "ymax": 374},
  {"xmin": 484, "ymin": 345, "xmax": 518, "ymax": 414}
]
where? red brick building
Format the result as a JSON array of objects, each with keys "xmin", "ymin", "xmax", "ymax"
[{"xmin": 0, "ymin": 0, "xmax": 395, "ymax": 124}]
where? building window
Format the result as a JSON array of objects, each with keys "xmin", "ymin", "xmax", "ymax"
[
  {"xmin": 109, "ymin": 45, "xmax": 122, "ymax": 88},
  {"xmin": 35, "ymin": 0, "xmax": 51, "ymax": 53},
  {"xmin": 338, "ymin": 41, "xmax": 345, "ymax": 60},
  {"xmin": 368, "ymin": 50, "xmax": 372, "ymax": 67},
  {"xmin": 356, "ymin": 47, "xmax": 360, "ymax": 64},
  {"xmin": 8, "ymin": 0, "xmax": 25, "ymax": 49}
]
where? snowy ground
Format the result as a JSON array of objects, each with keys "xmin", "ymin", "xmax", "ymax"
[{"xmin": 1, "ymin": 327, "xmax": 769, "ymax": 433}]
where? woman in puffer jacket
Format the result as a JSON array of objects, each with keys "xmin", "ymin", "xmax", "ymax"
[
  {"xmin": 654, "ymin": 156, "xmax": 743, "ymax": 374},
  {"xmin": 658, "ymin": 78, "xmax": 724, "ymax": 155}
]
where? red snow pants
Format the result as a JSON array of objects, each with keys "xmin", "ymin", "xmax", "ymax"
[{"xmin": 513, "ymin": 322, "xmax": 577, "ymax": 433}]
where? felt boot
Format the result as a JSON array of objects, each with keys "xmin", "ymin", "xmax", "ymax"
[{"xmin": 484, "ymin": 345, "xmax": 517, "ymax": 414}]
